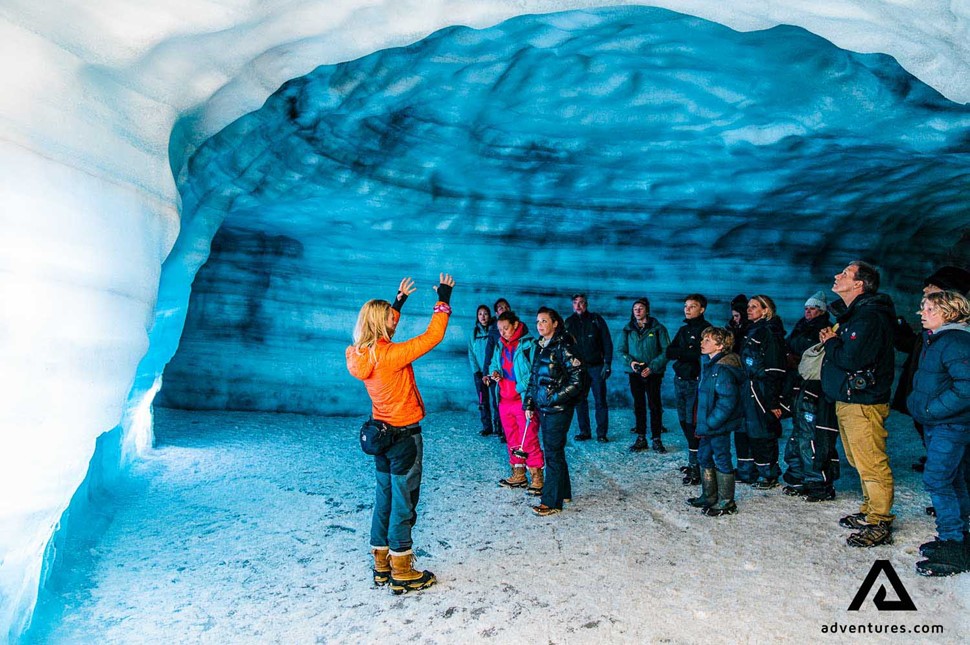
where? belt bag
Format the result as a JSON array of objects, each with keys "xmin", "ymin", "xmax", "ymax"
[{"xmin": 359, "ymin": 419, "xmax": 420, "ymax": 456}]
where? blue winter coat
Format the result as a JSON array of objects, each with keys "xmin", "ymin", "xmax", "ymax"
[
  {"xmin": 740, "ymin": 318, "xmax": 788, "ymax": 438},
  {"xmin": 907, "ymin": 323, "xmax": 970, "ymax": 427},
  {"xmin": 487, "ymin": 329, "xmax": 538, "ymax": 399},
  {"xmin": 467, "ymin": 321, "xmax": 492, "ymax": 374},
  {"xmin": 695, "ymin": 352, "xmax": 745, "ymax": 437}
]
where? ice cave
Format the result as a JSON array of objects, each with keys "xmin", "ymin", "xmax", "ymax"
[{"xmin": 1, "ymin": 1, "xmax": 968, "ymax": 642}]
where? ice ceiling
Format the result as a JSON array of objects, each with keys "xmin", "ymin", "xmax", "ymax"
[
  {"xmin": 158, "ymin": 8, "xmax": 970, "ymax": 415},
  {"xmin": 1, "ymin": 0, "xmax": 969, "ymax": 640}
]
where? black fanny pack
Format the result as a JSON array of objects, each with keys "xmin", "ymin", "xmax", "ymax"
[{"xmin": 359, "ymin": 419, "xmax": 421, "ymax": 456}]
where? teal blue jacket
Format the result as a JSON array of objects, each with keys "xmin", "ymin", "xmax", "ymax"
[
  {"xmin": 488, "ymin": 330, "xmax": 538, "ymax": 398},
  {"xmin": 468, "ymin": 321, "xmax": 492, "ymax": 373},
  {"xmin": 619, "ymin": 316, "xmax": 670, "ymax": 375}
]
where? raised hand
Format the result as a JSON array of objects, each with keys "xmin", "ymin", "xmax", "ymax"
[{"xmin": 397, "ymin": 277, "xmax": 417, "ymax": 297}]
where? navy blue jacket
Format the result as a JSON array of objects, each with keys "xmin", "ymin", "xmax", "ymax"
[
  {"xmin": 907, "ymin": 324, "xmax": 970, "ymax": 427},
  {"xmin": 821, "ymin": 293, "xmax": 896, "ymax": 404},
  {"xmin": 564, "ymin": 311, "xmax": 613, "ymax": 368},
  {"xmin": 739, "ymin": 318, "xmax": 788, "ymax": 437},
  {"xmin": 695, "ymin": 352, "xmax": 745, "ymax": 437},
  {"xmin": 666, "ymin": 316, "xmax": 710, "ymax": 380}
]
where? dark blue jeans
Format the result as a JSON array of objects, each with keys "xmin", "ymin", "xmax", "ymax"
[
  {"xmin": 923, "ymin": 424, "xmax": 970, "ymax": 542},
  {"xmin": 540, "ymin": 409, "xmax": 573, "ymax": 509},
  {"xmin": 698, "ymin": 434, "xmax": 734, "ymax": 474},
  {"xmin": 675, "ymin": 377, "xmax": 700, "ymax": 464},
  {"xmin": 576, "ymin": 365, "xmax": 609, "ymax": 438},
  {"xmin": 370, "ymin": 433, "xmax": 423, "ymax": 552}
]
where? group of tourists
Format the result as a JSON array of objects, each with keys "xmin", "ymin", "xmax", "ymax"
[{"xmin": 346, "ymin": 262, "xmax": 970, "ymax": 594}]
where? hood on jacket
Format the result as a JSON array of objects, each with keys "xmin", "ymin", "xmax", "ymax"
[
  {"xmin": 716, "ymin": 352, "xmax": 743, "ymax": 369},
  {"xmin": 930, "ymin": 322, "xmax": 970, "ymax": 336},
  {"xmin": 835, "ymin": 292, "xmax": 896, "ymax": 324},
  {"xmin": 500, "ymin": 321, "xmax": 529, "ymax": 347},
  {"xmin": 346, "ymin": 344, "xmax": 379, "ymax": 380}
]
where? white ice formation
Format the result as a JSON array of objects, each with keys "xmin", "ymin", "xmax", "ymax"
[{"xmin": 1, "ymin": 1, "xmax": 968, "ymax": 640}]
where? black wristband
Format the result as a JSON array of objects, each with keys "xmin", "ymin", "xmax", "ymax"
[
  {"xmin": 436, "ymin": 283, "xmax": 453, "ymax": 305},
  {"xmin": 392, "ymin": 292, "xmax": 408, "ymax": 312}
]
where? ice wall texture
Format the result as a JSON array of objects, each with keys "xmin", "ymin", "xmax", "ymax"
[
  {"xmin": 158, "ymin": 7, "xmax": 970, "ymax": 416},
  {"xmin": 2, "ymin": 1, "xmax": 970, "ymax": 641}
]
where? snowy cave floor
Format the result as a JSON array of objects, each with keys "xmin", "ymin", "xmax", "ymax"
[{"xmin": 30, "ymin": 407, "xmax": 969, "ymax": 644}]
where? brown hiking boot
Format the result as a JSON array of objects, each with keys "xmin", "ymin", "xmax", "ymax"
[
  {"xmin": 389, "ymin": 550, "xmax": 436, "ymax": 594},
  {"xmin": 527, "ymin": 467, "xmax": 543, "ymax": 496},
  {"xmin": 846, "ymin": 521, "xmax": 893, "ymax": 548},
  {"xmin": 499, "ymin": 466, "xmax": 528, "ymax": 489},
  {"xmin": 372, "ymin": 547, "xmax": 390, "ymax": 586}
]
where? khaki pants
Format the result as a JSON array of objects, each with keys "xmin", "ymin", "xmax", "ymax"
[{"xmin": 836, "ymin": 402, "xmax": 894, "ymax": 523}]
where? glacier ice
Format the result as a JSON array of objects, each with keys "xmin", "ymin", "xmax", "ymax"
[
  {"xmin": 1, "ymin": 0, "xmax": 969, "ymax": 640},
  {"xmin": 157, "ymin": 8, "xmax": 969, "ymax": 417}
]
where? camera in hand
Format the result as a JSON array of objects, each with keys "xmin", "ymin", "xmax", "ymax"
[
  {"xmin": 848, "ymin": 368, "xmax": 876, "ymax": 391},
  {"xmin": 632, "ymin": 362, "xmax": 646, "ymax": 373}
]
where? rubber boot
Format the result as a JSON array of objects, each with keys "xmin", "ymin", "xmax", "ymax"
[
  {"xmin": 372, "ymin": 547, "xmax": 391, "ymax": 586},
  {"xmin": 705, "ymin": 471, "xmax": 738, "ymax": 516},
  {"xmin": 389, "ymin": 550, "xmax": 436, "ymax": 594},
  {"xmin": 527, "ymin": 467, "xmax": 543, "ymax": 496},
  {"xmin": 499, "ymin": 466, "xmax": 528, "ymax": 489},
  {"xmin": 688, "ymin": 468, "xmax": 717, "ymax": 508}
]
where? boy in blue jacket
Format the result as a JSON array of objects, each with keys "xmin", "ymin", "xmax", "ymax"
[{"xmin": 689, "ymin": 326, "xmax": 745, "ymax": 516}]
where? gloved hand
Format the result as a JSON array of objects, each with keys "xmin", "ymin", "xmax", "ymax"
[
  {"xmin": 434, "ymin": 272, "xmax": 456, "ymax": 304},
  {"xmin": 602, "ymin": 365, "xmax": 612, "ymax": 379}
]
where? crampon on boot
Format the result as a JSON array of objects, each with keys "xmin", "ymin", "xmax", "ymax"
[
  {"xmin": 372, "ymin": 547, "xmax": 390, "ymax": 586},
  {"xmin": 389, "ymin": 550, "xmax": 437, "ymax": 594},
  {"xmin": 526, "ymin": 467, "xmax": 543, "ymax": 496},
  {"xmin": 499, "ymin": 466, "xmax": 528, "ymax": 489}
]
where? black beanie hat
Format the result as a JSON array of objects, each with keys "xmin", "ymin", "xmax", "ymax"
[
  {"xmin": 730, "ymin": 294, "xmax": 748, "ymax": 313},
  {"xmin": 924, "ymin": 266, "xmax": 970, "ymax": 296}
]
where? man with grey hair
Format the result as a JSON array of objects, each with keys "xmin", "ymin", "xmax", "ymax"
[{"xmin": 820, "ymin": 260, "xmax": 897, "ymax": 547}]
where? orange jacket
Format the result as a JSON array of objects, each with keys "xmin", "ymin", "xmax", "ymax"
[{"xmin": 346, "ymin": 304, "xmax": 451, "ymax": 426}]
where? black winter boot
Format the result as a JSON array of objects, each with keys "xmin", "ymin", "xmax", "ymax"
[
  {"xmin": 651, "ymin": 438, "xmax": 667, "ymax": 454},
  {"xmin": 916, "ymin": 540, "xmax": 970, "ymax": 576},
  {"xmin": 682, "ymin": 464, "xmax": 701, "ymax": 486},
  {"xmin": 704, "ymin": 471, "xmax": 738, "ymax": 516},
  {"xmin": 629, "ymin": 435, "xmax": 649, "ymax": 452},
  {"xmin": 688, "ymin": 469, "xmax": 717, "ymax": 508},
  {"xmin": 803, "ymin": 486, "xmax": 836, "ymax": 502},
  {"xmin": 920, "ymin": 532, "xmax": 970, "ymax": 557}
]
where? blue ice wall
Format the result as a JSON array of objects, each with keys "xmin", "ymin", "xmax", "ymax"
[{"xmin": 158, "ymin": 7, "xmax": 970, "ymax": 415}]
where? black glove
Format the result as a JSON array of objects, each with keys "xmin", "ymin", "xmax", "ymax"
[
  {"xmin": 436, "ymin": 282, "xmax": 453, "ymax": 305},
  {"xmin": 602, "ymin": 365, "xmax": 612, "ymax": 379}
]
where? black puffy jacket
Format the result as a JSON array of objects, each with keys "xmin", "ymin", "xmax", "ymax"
[{"xmin": 525, "ymin": 332, "xmax": 588, "ymax": 414}]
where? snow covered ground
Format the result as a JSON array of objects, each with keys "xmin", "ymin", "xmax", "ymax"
[{"xmin": 28, "ymin": 406, "xmax": 968, "ymax": 643}]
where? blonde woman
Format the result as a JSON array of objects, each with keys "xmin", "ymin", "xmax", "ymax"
[
  {"xmin": 739, "ymin": 295, "xmax": 787, "ymax": 488},
  {"xmin": 346, "ymin": 273, "xmax": 455, "ymax": 594}
]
